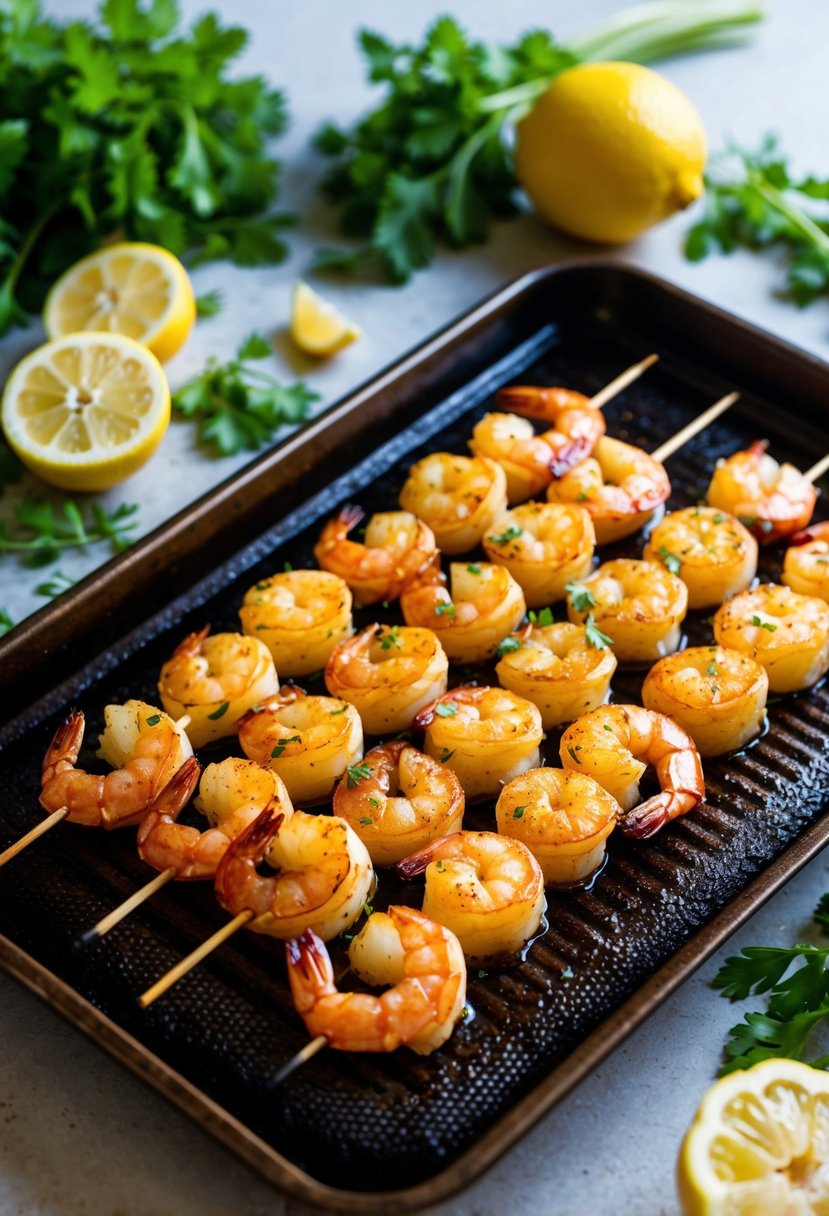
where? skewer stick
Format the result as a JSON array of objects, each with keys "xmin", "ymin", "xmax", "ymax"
[
  {"xmin": 651, "ymin": 391, "xmax": 739, "ymax": 464},
  {"xmin": 588, "ymin": 353, "xmax": 658, "ymax": 410},
  {"xmin": 0, "ymin": 807, "xmax": 68, "ymax": 868},
  {"xmin": 79, "ymin": 867, "xmax": 176, "ymax": 945},
  {"xmin": 270, "ymin": 1035, "xmax": 329, "ymax": 1087},
  {"xmin": 138, "ymin": 909, "xmax": 255, "ymax": 1008},
  {"xmin": 805, "ymin": 453, "xmax": 829, "ymax": 484}
]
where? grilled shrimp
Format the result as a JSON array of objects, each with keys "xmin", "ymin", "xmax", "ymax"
[
  {"xmin": 643, "ymin": 506, "xmax": 758, "ymax": 610},
  {"xmin": 239, "ymin": 569, "xmax": 353, "ymax": 676},
  {"xmin": 40, "ymin": 700, "xmax": 193, "ymax": 829},
  {"xmin": 560, "ymin": 704, "xmax": 704, "ymax": 838},
  {"xmin": 415, "ymin": 685, "xmax": 543, "ymax": 800},
  {"xmin": 397, "ymin": 830, "xmax": 546, "ymax": 963},
  {"xmin": 642, "ymin": 646, "xmax": 768, "ymax": 757},
  {"xmin": 158, "ymin": 627, "xmax": 279, "ymax": 747},
  {"xmin": 400, "ymin": 561, "xmax": 526, "ymax": 663},
  {"xmin": 783, "ymin": 522, "xmax": 829, "ymax": 604},
  {"xmin": 707, "ymin": 441, "xmax": 817, "ymax": 544},
  {"xmin": 237, "ymin": 686, "xmax": 363, "ymax": 804},
  {"xmin": 546, "ymin": 436, "xmax": 671, "ymax": 545},
  {"xmin": 215, "ymin": 802, "xmax": 373, "ymax": 942},
  {"xmin": 482, "ymin": 501, "xmax": 595, "ymax": 608},
  {"xmin": 333, "ymin": 741, "xmax": 464, "ymax": 865},
  {"xmin": 496, "ymin": 767, "xmax": 620, "ymax": 886},
  {"xmin": 495, "ymin": 620, "xmax": 617, "ymax": 729},
  {"xmin": 566, "ymin": 558, "xmax": 688, "ymax": 664},
  {"xmin": 286, "ymin": 906, "xmax": 466, "ymax": 1055},
  {"xmin": 398, "ymin": 452, "xmax": 507, "ymax": 555},
  {"xmin": 314, "ymin": 507, "xmax": 439, "ymax": 606},
  {"xmin": 713, "ymin": 583, "xmax": 829, "ymax": 693},
  {"xmin": 325, "ymin": 623, "xmax": 448, "ymax": 735}
]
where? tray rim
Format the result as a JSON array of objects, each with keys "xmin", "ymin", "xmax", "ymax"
[{"xmin": 3, "ymin": 258, "xmax": 829, "ymax": 1213}]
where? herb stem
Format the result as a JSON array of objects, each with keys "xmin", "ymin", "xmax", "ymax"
[
  {"xmin": 570, "ymin": 0, "xmax": 764, "ymax": 63},
  {"xmin": 751, "ymin": 179, "xmax": 829, "ymax": 253}
]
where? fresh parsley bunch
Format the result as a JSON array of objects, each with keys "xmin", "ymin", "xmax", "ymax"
[{"xmin": 0, "ymin": 0, "xmax": 291, "ymax": 333}]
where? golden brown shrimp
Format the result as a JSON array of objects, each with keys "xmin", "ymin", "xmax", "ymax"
[
  {"xmin": 313, "ymin": 506, "xmax": 439, "ymax": 605},
  {"xmin": 40, "ymin": 700, "xmax": 193, "ymax": 829},
  {"xmin": 400, "ymin": 561, "xmax": 526, "ymax": 663},
  {"xmin": 642, "ymin": 646, "xmax": 768, "ymax": 757},
  {"xmin": 560, "ymin": 704, "xmax": 704, "ymax": 838},
  {"xmin": 286, "ymin": 905, "xmax": 466, "ymax": 1055},
  {"xmin": 643, "ymin": 506, "xmax": 758, "ymax": 610},
  {"xmin": 713, "ymin": 583, "xmax": 829, "ymax": 693},
  {"xmin": 566, "ymin": 558, "xmax": 688, "ymax": 664},
  {"xmin": 325, "ymin": 623, "xmax": 448, "ymax": 735},
  {"xmin": 237, "ymin": 686, "xmax": 363, "ymax": 804},
  {"xmin": 398, "ymin": 452, "xmax": 507, "ymax": 555},
  {"xmin": 496, "ymin": 767, "xmax": 620, "ymax": 886},
  {"xmin": 415, "ymin": 685, "xmax": 543, "ymax": 800},
  {"xmin": 239, "ymin": 569, "xmax": 353, "ymax": 676},
  {"xmin": 214, "ymin": 802, "xmax": 373, "ymax": 942},
  {"xmin": 495, "ymin": 620, "xmax": 617, "ymax": 728},
  {"xmin": 783, "ymin": 522, "xmax": 829, "ymax": 604},
  {"xmin": 396, "ymin": 830, "xmax": 546, "ymax": 963},
  {"xmin": 706, "ymin": 441, "xmax": 817, "ymax": 544},
  {"xmin": 158, "ymin": 626, "xmax": 279, "ymax": 748},
  {"xmin": 137, "ymin": 758, "xmax": 286, "ymax": 880},
  {"xmin": 546, "ymin": 436, "xmax": 671, "ymax": 545},
  {"xmin": 481, "ymin": 501, "xmax": 595, "ymax": 608},
  {"xmin": 333, "ymin": 741, "xmax": 464, "ymax": 865}
]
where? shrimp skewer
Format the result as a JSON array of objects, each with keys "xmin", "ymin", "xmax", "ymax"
[
  {"xmin": 239, "ymin": 569, "xmax": 353, "ymax": 675},
  {"xmin": 713, "ymin": 583, "xmax": 829, "ymax": 693},
  {"xmin": 643, "ymin": 507, "xmax": 757, "ymax": 610},
  {"xmin": 707, "ymin": 440, "xmax": 818, "ymax": 544},
  {"xmin": 566, "ymin": 558, "xmax": 688, "ymax": 664},
  {"xmin": 399, "ymin": 453, "xmax": 508, "ymax": 554},
  {"xmin": 314, "ymin": 507, "xmax": 439, "ymax": 605},
  {"xmin": 495, "ymin": 620, "xmax": 617, "ymax": 728},
  {"xmin": 481, "ymin": 501, "xmax": 595, "ymax": 607},
  {"xmin": 400, "ymin": 561, "xmax": 526, "ymax": 663}
]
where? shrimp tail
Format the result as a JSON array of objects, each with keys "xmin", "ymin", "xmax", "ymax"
[
  {"xmin": 338, "ymin": 504, "xmax": 364, "ymax": 531},
  {"xmin": 42, "ymin": 709, "xmax": 84, "ymax": 781},
  {"xmin": 621, "ymin": 789, "xmax": 703, "ymax": 839},
  {"xmin": 136, "ymin": 755, "xmax": 201, "ymax": 848},
  {"xmin": 396, "ymin": 832, "xmax": 461, "ymax": 880},
  {"xmin": 174, "ymin": 624, "xmax": 211, "ymax": 659},
  {"xmin": 412, "ymin": 701, "xmax": 438, "ymax": 730},
  {"xmin": 236, "ymin": 801, "xmax": 286, "ymax": 854},
  {"xmin": 790, "ymin": 525, "xmax": 823, "ymax": 547},
  {"xmin": 285, "ymin": 928, "xmax": 335, "ymax": 1015},
  {"xmin": 549, "ymin": 436, "xmax": 591, "ymax": 479},
  {"xmin": 748, "ymin": 439, "xmax": 769, "ymax": 459}
]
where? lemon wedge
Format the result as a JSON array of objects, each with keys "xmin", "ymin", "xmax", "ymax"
[
  {"xmin": 677, "ymin": 1058, "xmax": 829, "ymax": 1215},
  {"xmin": 290, "ymin": 281, "xmax": 361, "ymax": 356},
  {"xmin": 43, "ymin": 242, "xmax": 196, "ymax": 363},
  {"xmin": 1, "ymin": 332, "xmax": 170, "ymax": 492}
]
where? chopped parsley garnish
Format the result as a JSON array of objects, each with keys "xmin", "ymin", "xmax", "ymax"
[
  {"xmin": 496, "ymin": 635, "xmax": 523, "ymax": 656},
  {"xmin": 585, "ymin": 614, "xmax": 613, "ymax": 649},
  {"xmin": 566, "ymin": 746, "xmax": 582, "ymax": 765},
  {"xmin": 363, "ymin": 903, "xmax": 373, "ymax": 918},
  {"xmin": 488, "ymin": 525, "xmax": 523, "ymax": 546},
  {"xmin": 368, "ymin": 797, "xmax": 380, "ymax": 808},
  {"xmin": 466, "ymin": 564, "xmax": 482, "ymax": 574},
  {"xmin": 477, "ymin": 969, "xmax": 488, "ymax": 980},
  {"xmin": 712, "ymin": 512, "xmax": 726, "ymax": 524},
  {"xmin": 271, "ymin": 734, "xmax": 301, "ymax": 758},
  {"xmin": 379, "ymin": 626, "xmax": 403, "ymax": 649},
  {"xmin": 439, "ymin": 748, "xmax": 456, "ymax": 763},
  {"xmin": 707, "ymin": 657, "xmax": 719, "ymax": 677},
  {"xmin": 359, "ymin": 816, "xmax": 373, "ymax": 826},
  {"xmin": 435, "ymin": 602, "xmax": 456, "ymax": 617},
  {"xmin": 329, "ymin": 705, "xmax": 347, "ymax": 715},
  {"xmin": 145, "ymin": 714, "xmax": 162, "ymax": 727},
  {"xmin": 207, "ymin": 701, "xmax": 230, "ymax": 720},
  {"xmin": 566, "ymin": 583, "xmax": 596, "ymax": 612},
  {"xmin": 528, "ymin": 606, "xmax": 554, "ymax": 627},
  {"xmin": 347, "ymin": 762, "xmax": 373, "ymax": 787},
  {"xmin": 658, "ymin": 545, "xmax": 682, "ymax": 575},
  {"xmin": 436, "ymin": 859, "xmax": 445, "ymax": 872},
  {"xmin": 436, "ymin": 702, "xmax": 458, "ymax": 717},
  {"xmin": 513, "ymin": 806, "xmax": 526, "ymax": 819},
  {"xmin": 752, "ymin": 615, "xmax": 778, "ymax": 632}
]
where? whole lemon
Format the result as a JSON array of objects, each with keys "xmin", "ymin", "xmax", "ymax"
[{"xmin": 515, "ymin": 61, "xmax": 707, "ymax": 244}]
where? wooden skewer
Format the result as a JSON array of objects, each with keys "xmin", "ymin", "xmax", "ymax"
[
  {"xmin": 0, "ymin": 807, "xmax": 68, "ymax": 868},
  {"xmin": 651, "ymin": 391, "xmax": 739, "ymax": 464},
  {"xmin": 79, "ymin": 867, "xmax": 177, "ymax": 945},
  {"xmin": 588, "ymin": 353, "xmax": 658, "ymax": 410},
  {"xmin": 270, "ymin": 1035, "xmax": 329, "ymax": 1087},
  {"xmin": 805, "ymin": 453, "xmax": 829, "ymax": 484},
  {"xmin": 138, "ymin": 909, "xmax": 255, "ymax": 1008}
]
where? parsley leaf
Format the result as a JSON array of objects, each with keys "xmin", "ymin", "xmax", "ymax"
[
  {"xmin": 528, "ymin": 607, "xmax": 554, "ymax": 627},
  {"xmin": 488, "ymin": 525, "xmax": 523, "ymax": 546},
  {"xmin": 566, "ymin": 582, "xmax": 596, "ymax": 613},
  {"xmin": 496, "ymin": 635, "xmax": 523, "ymax": 657},
  {"xmin": 0, "ymin": 607, "xmax": 14, "ymax": 637},
  {"xmin": 751, "ymin": 615, "xmax": 778, "ymax": 632},
  {"xmin": 195, "ymin": 289, "xmax": 223, "ymax": 318},
  {"xmin": 347, "ymin": 761, "xmax": 373, "ymax": 788},
  {"xmin": 435, "ymin": 702, "xmax": 457, "ymax": 718},
  {"xmin": 585, "ymin": 614, "xmax": 613, "ymax": 650},
  {"xmin": 0, "ymin": 499, "xmax": 138, "ymax": 568},
  {"xmin": 658, "ymin": 545, "xmax": 682, "ymax": 575}
]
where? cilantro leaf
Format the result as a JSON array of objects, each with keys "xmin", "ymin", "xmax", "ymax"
[
  {"xmin": 0, "ymin": 498, "xmax": 138, "ymax": 568},
  {"xmin": 0, "ymin": 608, "xmax": 14, "ymax": 637}
]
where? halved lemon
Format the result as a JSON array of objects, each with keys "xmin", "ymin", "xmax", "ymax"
[
  {"xmin": 43, "ymin": 242, "xmax": 196, "ymax": 363},
  {"xmin": 1, "ymin": 332, "xmax": 170, "ymax": 492},
  {"xmin": 677, "ymin": 1058, "xmax": 829, "ymax": 1214},
  {"xmin": 290, "ymin": 280, "xmax": 361, "ymax": 356}
]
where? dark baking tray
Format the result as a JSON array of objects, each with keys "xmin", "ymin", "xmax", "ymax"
[{"xmin": 2, "ymin": 263, "xmax": 829, "ymax": 1215}]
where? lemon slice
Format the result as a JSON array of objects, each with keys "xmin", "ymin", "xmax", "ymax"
[
  {"xmin": 677, "ymin": 1058, "xmax": 829, "ymax": 1215},
  {"xmin": 1, "ymin": 332, "xmax": 170, "ymax": 492},
  {"xmin": 43, "ymin": 242, "xmax": 196, "ymax": 363},
  {"xmin": 290, "ymin": 281, "xmax": 361, "ymax": 356}
]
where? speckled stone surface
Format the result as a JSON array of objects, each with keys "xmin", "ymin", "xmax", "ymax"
[{"xmin": 2, "ymin": 1, "xmax": 829, "ymax": 1213}]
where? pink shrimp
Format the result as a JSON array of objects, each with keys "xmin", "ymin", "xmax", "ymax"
[{"xmin": 707, "ymin": 440, "xmax": 817, "ymax": 544}]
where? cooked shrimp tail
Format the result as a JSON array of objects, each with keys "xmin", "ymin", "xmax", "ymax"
[
  {"xmin": 142, "ymin": 755, "xmax": 201, "ymax": 824},
  {"xmin": 396, "ymin": 832, "xmax": 459, "ymax": 880},
  {"xmin": 286, "ymin": 928, "xmax": 332, "ymax": 1017},
  {"xmin": 42, "ymin": 709, "xmax": 84, "ymax": 784},
  {"xmin": 621, "ymin": 752, "xmax": 705, "ymax": 839}
]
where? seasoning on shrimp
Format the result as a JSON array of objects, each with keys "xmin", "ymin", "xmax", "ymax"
[
  {"xmin": 237, "ymin": 685, "xmax": 363, "ymax": 805},
  {"xmin": 783, "ymin": 522, "xmax": 829, "ymax": 604},
  {"xmin": 39, "ymin": 700, "xmax": 193, "ymax": 829},
  {"xmin": 706, "ymin": 440, "xmax": 817, "ymax": 544},
  {"xmin": 495, "ymin": 620, "xmax": 617, "ymax": 729},
  {"xmin": 496, "ymin": 767, "xmax": 620, "ymax": 886},
  {"xmin": 313, "ymin": 506, "xmax": 439, "ymax": 606},
  {"xmin": 398, "ymin": 452, "xmax": 507, "ymax": 555},
  {"xmin": 333, "ymin": 740, "xmax": 464, "ymax": 865},
  {"xmin": 415, "ymin": 685, "xmax": 543, "ymax": 801},
  {"xmin": 481, "ymin": 501, "xmax": 595, "ymax": 608},
  {"xmin": 643, "ymin": 506, "xmax": 757, "ymax": 610},
  {"xmin": 325, "ymin": 623, "xmax": 448, "ymax": 735},
  {"xmin": 560, "ymin": 704, "xmax": 704, "ymax": 838},
  {"xmin": 158, "ymin": 626, "xmax": 279, "ymax": 748},
  {"xmin": 397, "ymin": 830, "xmax": 546, "ymax": 963},
  {"xmin": 713, "ymin": 583, "xmax": 829, "ymax": 693},
  {"xmin": 642, "ymin": 646, "xmax": 768, "ymax": 757},
  {"xmin": 239, "ymin": 569, "xmax": 353, "ymax": 675},
  {"xmin": 400, "ymin": 561, "xmax": 526, "ymax": 663},
  {"xmin": 286, "ymin": 905, "xmax": 466, "ymax": 1054},
  {"xmin": 566, "ymin": 558, "xmax": 688, "ymax": 664}
]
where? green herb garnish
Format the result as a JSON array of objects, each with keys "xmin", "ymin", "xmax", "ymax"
[
  {"xmin": 435, "ymin": 702, "xmax": 457, "ymax": 718},
  {"xmin": 359, "ymin": 816, "xmax": 373, "ymax": 826},
  {"xmin": 487, "ymin": 525, "xmax": 523, "ymax": 546},
  {"xmin": 528, "ymin": 606, "xmax": 554, "ymax": 627},
  {"xmin": 208, "ymin": 701, "xmax": 231, "ymax": 721},
  {"xmin": 435, "ymin": 601, "xmax": 456, "ymax": 617},
  {"xmin": 379, "ymin": 626, "xmax": 403, "ymax": 649},
  {"xmin": 496, "ymin": 635, "xmax": 523, "ymax": 657},
  {"xmin": 0, "ymin": 500, "xmax": 138, "ymax": 568},
  {"xmin": 466, "ymin": 564, "xmax": 482, "ymax": 574},
  {"xmin": 347, "ymin": 761, "xmax": 373, "ymax": 787},
  {"xmin": 566, "ymin": 583, "xmax": 596, "ymax": 613},
  {"xmin": 585, "ymin": 614, "xmax": 613, "ymax": 650},
  {"xmin": 513, "ymin": 806, "xmax": 526, "ymax": 819},
  {"xmin": 752, "ymin": 615, "xmax": 778, "ymax": 632},
  {"xmin": 271, "ymin": 734, "xmax": 301, "ymax": 758},
  {"xmin": 439, "ymin": 748, "xmax": 456, "ymax": 763},
  {"xmin": 658, "ymin": 545, "xmax": 682, "ymax": 575},
  {"xmin": 145, "ymin": 714, "xmax": 162, "ymax": 727}
]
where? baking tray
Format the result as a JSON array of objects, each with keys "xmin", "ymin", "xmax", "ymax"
[{"xmin": 2, "ymin": 262, "xmax": 829, "ymax": 1215}]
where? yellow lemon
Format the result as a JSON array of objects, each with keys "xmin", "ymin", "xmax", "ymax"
[
  {"xmin": 43, "ymin": 242, "xmax": 196, "ymax": 363},
  {"xmin": 1, "ymin": 332, "xmax": 170, "ymax": 492},
  {"xmin": 290, "ymin": 280, "xmax": 361, "ymax": 356},
  {"xmin": 516, "ymin": 61, "xmax": 707, "ymax": 244},
  {"xmin": 677, "ymin": 1058, "xmax": 829, "ymax": 1215}
]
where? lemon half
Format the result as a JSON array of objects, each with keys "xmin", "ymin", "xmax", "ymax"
[
  {"xmin": 43, "ymin": 242, "xmax": 196, "ymax": 363},
  {"xmin": 678, "ymin": 1058, "xmax": 829, "ymax": 1215},
  {"xmin": 290, "ymin": 281, "xmax": 361, "ymax": 356},
  {"xmin": 1, "ymin": 332, "xmax": 170, "ymax": 491}
]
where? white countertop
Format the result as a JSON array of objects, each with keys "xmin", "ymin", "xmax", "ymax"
[{"xmin": 2, "ymin": 1, "xmax": 829, "ymax": 1213}]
